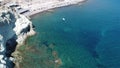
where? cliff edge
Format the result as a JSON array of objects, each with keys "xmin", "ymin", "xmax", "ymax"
[{"xmin": 0, "ymin": 7, "xmax": 35, "ymax": 68}]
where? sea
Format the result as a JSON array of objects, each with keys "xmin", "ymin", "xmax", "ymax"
[{"xmin": 18, "ymin": 0, "xmax": 120, "ymax": 68}]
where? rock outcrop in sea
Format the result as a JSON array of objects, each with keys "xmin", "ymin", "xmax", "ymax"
[{"xmin": 0, "ymin": 7, "xmax": 35, "ymax": 68}]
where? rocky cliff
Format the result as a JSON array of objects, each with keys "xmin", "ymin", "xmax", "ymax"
[{"xmin": 0, "ymin": 7, "xmax": 35, "ymax": 68}]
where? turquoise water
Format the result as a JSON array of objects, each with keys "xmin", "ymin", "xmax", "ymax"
[{"xmin": 23, "ymin": 0, "xmax": 120, "ymax": 68}]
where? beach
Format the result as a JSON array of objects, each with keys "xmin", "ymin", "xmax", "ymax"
[{"xmin": 18, "ymin": 0, "xmax": 85, "ymax": 16}]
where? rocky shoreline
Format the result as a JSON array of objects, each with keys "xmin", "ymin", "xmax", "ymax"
[
  {"xmin": 0, "ymin": 7, "xmax": 35, "ymax": 68},
  {"xmin": 0, "ymin": 0, "xmax": 86, "ymax": 68}
]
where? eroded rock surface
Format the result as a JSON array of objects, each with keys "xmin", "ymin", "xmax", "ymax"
[{"xmin": 0, "ymin": 7, "xmax": 35, "ymax": 68}]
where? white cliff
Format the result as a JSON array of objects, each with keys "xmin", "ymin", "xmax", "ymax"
[{"xmin": 0, "ymin": 7, "xmax": 35, "ymax": 68}]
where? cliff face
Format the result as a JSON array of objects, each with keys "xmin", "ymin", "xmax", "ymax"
[{"xmin": 0, "ymin": 8, "xmax": 35, "ymax": 68}]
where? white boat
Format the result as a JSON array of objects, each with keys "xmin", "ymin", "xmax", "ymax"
[{"xmin": 62, "ymin": 17, "xmax": 65, "ymax": 21}]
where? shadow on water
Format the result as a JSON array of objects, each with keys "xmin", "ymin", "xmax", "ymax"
[
  {"xmin": 96, "ymin": 27, "xmax": 120, "ymax": 68},
  {"xmin": 78, "ymin": 30, "xmax": 101, "ymax": 57},
  {"xmin": 77, "ymin": 29, "xmax": 109, "ymax": 68}
]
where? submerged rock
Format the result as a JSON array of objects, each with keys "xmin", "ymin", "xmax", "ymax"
[{"xmin": 0, "ymin": 7, "xmax": 35, "ymax": 68}]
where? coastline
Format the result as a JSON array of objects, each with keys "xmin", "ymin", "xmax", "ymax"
[
  {"xmin": 12, "ymin": 15, "xmax": 36, "ymax": 68},
  {"xmin": 11, "ymin": 0, "xmax": 86, "ymax": 68},
  {"xmin": 19, "ymin": 0, "xmax": 86, "ymax": 17},
  {"xmin": 9, "ymin": 0, "xmax": 120, "ymax": 68}
]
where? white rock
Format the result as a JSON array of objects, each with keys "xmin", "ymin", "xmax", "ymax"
[
  {"xmin": 0, "ymin": 6, "xmax": 35, "ymax": 68},
  {"xmin": 55, "ymin": 59, "xmax": 59, "ymax": 63}
]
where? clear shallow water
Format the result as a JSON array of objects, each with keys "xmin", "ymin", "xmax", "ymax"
[{"xmin": 19, "ymin": 0, "xmax": 120, "ymax": 68}]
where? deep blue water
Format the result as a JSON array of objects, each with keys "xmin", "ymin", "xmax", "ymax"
[{"xmin": 29, "ymin": 0, "xmax": 120, "ymax": 68}]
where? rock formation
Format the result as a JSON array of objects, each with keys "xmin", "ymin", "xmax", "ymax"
[{"xmin": 0, "ymin": 7, "xmax": 35, "ymax": 68}]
